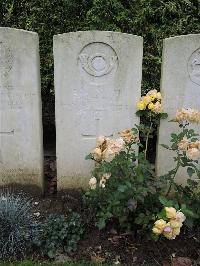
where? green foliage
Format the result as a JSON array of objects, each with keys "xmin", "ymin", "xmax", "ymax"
[
  {"xmin": 0, "ymin": 190, "xmax": 37, "ymax": 260},
  {"xmin": 85, "ymin": 130, "xmax": 166, "ymax": 231},
  {"xmin": 34, "ymin": 212, "xmax": 84, "ymax": 258}
]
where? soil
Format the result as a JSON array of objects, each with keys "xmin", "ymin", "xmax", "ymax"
[{"xmin": 7, "ymin": 186, "xmax": 200, "ymax": 266}]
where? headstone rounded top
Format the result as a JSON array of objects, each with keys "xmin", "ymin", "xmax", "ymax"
[
  {"xmin": 53, "ymin": 30, "xmax": 143, "ymax": 41},
  {"xmin": 0, "ymin": 27, "xmax": 38, "ymax": 36},
  {"xmin": 164, "ymin": 33, "xmax": 200, "ymax": 43}
]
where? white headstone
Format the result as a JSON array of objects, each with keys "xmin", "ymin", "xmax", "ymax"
[
  {"xmin": 54, "ymin": 31, "xmax": 143, "ymax": 189},
  {"xmin": 156, "ymin": 34, "xmax": 200, "ymax": 184},
  {"xmin": 0, "ymin": 28, "xmax": 43, "ymax": 190}
]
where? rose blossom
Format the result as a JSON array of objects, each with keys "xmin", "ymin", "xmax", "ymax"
[
  {"xmin": 186, "ymin": 147, "xmax": 200, "ymax": 160},
  {"xmin": 178, "ymin": 137, "xmax": 189, "ymax": 151}
]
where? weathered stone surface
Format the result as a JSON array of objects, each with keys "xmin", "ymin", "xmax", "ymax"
[
  {"xmin": 156, "ymin": 34, "xmax": 200, "ymax": 184},
  {"xmin": 0, "ymin": 28, "xmax": 43, "ymax": 190},
  {"xmin": 54, "ymin": 31, "xmax": 143, "ymax": 189}
]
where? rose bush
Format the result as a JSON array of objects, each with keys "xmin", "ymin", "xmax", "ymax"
[{"xmin": 85, "ymin": 91, "xmax": 200, "ymax": 239}]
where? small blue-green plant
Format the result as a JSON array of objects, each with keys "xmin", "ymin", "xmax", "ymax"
[{"xmin": 0, "ymin": 190, "xmax": 36, "ymax": 260}]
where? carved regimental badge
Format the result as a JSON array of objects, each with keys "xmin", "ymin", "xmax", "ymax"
[
  {"xmin": 188, "ymin": 48, "xmax": 200, "ymax": 86},
  {"xmin": 78, "ymin": 42, "xmax": 118, "ymax": 78}
]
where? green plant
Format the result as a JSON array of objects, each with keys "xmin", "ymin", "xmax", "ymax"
[
  {"xmin": 0, "ymin": 190, "xmax": 37, "ymax": 260},
  {"xmin": 34, "ymin": 212, "xmax": 84, "ymax": 258},
  {"xmin": 85, "ymin": 129, "xmax": 167, "ymax": 231},
  {"xmin": 85, "ymin": 102, "xmax": 200, "ymax": 240}
]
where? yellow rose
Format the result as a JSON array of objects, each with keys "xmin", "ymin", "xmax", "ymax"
[
  {"xmin": 143, "ymin": 95, "xmax": 152, "ymax": 106},
  {"xmin": 147, "ymin": 89, "xmax": 157, "ymax": 97},
  {"xmin": 137, "ymin": 101, "xmax": 146, "ymax": 110},
  {"xmin": 170, "ymin": 219, "xmax": 182, "ymax": 229},
  {"xmin": 148, "ymin": 102, "xmax": 154, "ymax": 110},
  {"xmin": 165, "ymin": 207, "xmax": 177, "ymax": 219},
  {"xmin": 154, "ymin": 219, "xmax": 167, "ymax": 230},
  {"xmin": 152, "ymin": 227, "xmax": 162, "ymax": 235},
  {"xmin": 91, "ymin": 147, "xmax": 102, "ymax": 162},
  {"xmin": 156, "ymin": 92, "xmax": 162, "ymax": 100}
]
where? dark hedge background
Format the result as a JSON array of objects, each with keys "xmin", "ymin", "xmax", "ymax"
[{"xmin": 0, "ymin": 0, "xmax": 199, "ymax": 142}]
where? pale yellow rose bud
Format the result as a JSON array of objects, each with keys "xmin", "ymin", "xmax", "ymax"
[
  {"xmin": 89, "ymin": 177, "xmax": 97, "ymax": 190},
  {"xmin": 165, "ymin": 207, "xmax": 177, "ymax": 219}
]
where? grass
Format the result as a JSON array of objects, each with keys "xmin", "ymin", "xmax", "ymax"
[{"xmin": 0, "ymin": 262, "xmax": 101, "ymax": 266}]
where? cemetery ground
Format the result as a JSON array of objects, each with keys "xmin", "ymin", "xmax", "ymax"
[{"xmin": 3, "ymin": 186, "xmax": 199, "ymax": 266}]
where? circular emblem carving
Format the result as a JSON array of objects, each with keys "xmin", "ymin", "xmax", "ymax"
[
  {"xmin": 188, "ymin": 48, "xmax": 200, "ymax": 86},
  {"xmin": 78, "ymin": 42, "xmax": 118, "ymax": 77}
]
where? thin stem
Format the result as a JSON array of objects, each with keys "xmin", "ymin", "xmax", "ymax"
[
  {"xmin": 165, "ymin": 156, "xmax": 181, "ymax": 197},
  {"xmin": 144, "ymin": 121, "xmax": 153, "ymax": 159}
]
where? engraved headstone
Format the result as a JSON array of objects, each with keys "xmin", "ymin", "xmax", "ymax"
[
  {"xmin": 54, "ymin": 31, "xmax": 143, "ymax": 189},
  {"xmin": 156, "ymin": 34, "xmax": 200, "ymax": 184},
  {"xmin": 0, "ymin": 28, "xmax": 43, "ymax": 190}
]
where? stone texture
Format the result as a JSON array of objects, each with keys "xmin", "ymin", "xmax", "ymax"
[
  {"xmin": 0, "ymin": 28, "xmax": 43, "ymax": 190},
  {"xmin": 156, "ymin": 34, "xmax": 200, "ymax": 184},
  {"xmin": 54, "ymin": 31, "xmax": 143, "ymax": 189}
]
